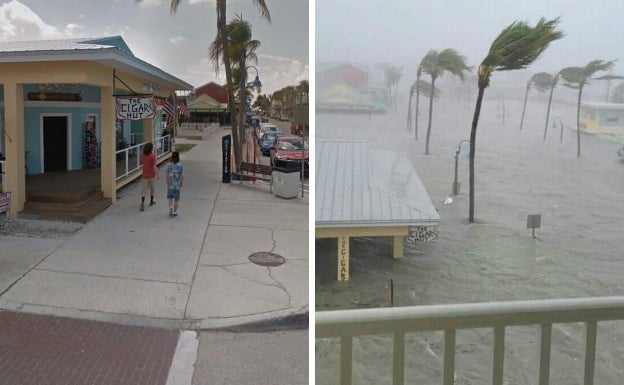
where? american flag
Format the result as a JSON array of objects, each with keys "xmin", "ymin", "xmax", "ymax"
[
  {"xmin": 178, "ymin": 102, "xmax": 190, "ymax": 117},
  {"xmin": 162, "ymin": 100, "xmax": 176, "ymax": 128}
]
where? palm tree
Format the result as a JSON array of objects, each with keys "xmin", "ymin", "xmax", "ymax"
[
  {"xmin": 559, "ymin": 60, "xmax": 617, "ymax": 157},
  {"xmin": 543, "ymin": 70, "xmax": 562, "ymax": 140},
  {"xmin": 518, "ymin": 72, "xmax": 552, "ymax": 130},
  {"xmin": 383, "ymin": 64, "xmax": 402, "ymax": 109},
  {"xmin": 469, "ymin": 18, "xmax": 563, "ymax": 223},
  {"xmin": 421, "ymin": 49, "xmax": 470, "ymax": 154},
  {"xmin": 413, "ymin": 64, "xmax": 423, "ymax": 139},
  {"xmin": 407, "ymin": 79, "xmax": 440, "ymax": 135},
  {"xmin": 211, "ymin": 16, "xmax": 261, "ymax": 155},
  {"xmin": 151, "ymin": 0, "xmax": 271, "ymax": 171}
]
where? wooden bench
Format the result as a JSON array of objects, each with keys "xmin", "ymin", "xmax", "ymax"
[{"xmin": 231, "ymin": 162, "xmax": 273, "ymax": 192}]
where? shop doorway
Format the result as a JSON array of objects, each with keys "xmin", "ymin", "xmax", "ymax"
[{"xmin": 42, "ymin": 115, "xmax": 69, "ymax": 172}]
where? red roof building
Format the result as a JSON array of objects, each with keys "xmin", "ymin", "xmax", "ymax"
[{"xmin": 194, "ymin": 82, "xmax": 229, "ymax": 104}]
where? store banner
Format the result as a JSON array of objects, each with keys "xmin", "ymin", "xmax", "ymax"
[{"xmin": 116, "ymin": 96, "xmax": 156, "ymax": 120}]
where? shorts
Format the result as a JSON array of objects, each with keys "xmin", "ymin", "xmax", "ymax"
[
  {"xmin": 167, "ymin": 188, "xmax": 181, "ymax": 202},
  {"xmin": 142, "ymin": 177, "xmax": 156, "ymax": 195}
]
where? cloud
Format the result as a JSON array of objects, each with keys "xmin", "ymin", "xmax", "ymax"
[
  {"xmin": 64, "ymin": 23, "xmax": 85, "ymax": 37},
  {"xmin": 169, "ymin": 35, "xmax": 187, "ymax": 45},
  {"xmin": 0, "ymin": 0, "xmax": 65, "ymax": 41}
]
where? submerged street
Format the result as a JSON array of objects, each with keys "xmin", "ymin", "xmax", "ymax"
[{"xmin": 315, "ymin": 90, "xmax": 624, "ymax": 384}]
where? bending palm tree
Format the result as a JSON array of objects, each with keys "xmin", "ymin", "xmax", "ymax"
[
  {"xmin": 519, "ymin": 72, "xmax": 552, "ymax": 130},
  {"xmin": 543, "ymin": 70, "xmax": 562, "ymax": 140},
  {"xmin": 469, "ymin": 18, "xmax": 563, "ymax": 223},
  {"xmin": 559, "ymin": 60, "xmax": 617, "ymax": 157},
  {"xmin": 159, "ymin": 0, "xmax": 270, "ymax": 171},
  {"xmin": 421, "ymin": 48, "xmax": 470, "ymax": 154},
  {"xmin": 413, "ymin": 65, "xmax": 423, "ymax": 139}
]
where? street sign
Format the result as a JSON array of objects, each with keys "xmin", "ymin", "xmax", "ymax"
[
  {"xmin": 222, "ymin": 135, "xmax": 231, "ymax": 183},
  {"xmin": 527, "ymin": 214, "xmax": 541, "ymax": 238}
]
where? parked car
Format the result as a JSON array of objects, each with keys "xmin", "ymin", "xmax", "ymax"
[
  {"xmin": 279, "ymin": 114, "xmax": 290, "ymax": 122},
  {"xmin": 269, "ymin": 136, "xmax": 309, "ymax": 174},
  {"xmin": 258, "ymin": 124, "xmax": 279, "ymax": 136},
  {"xmin": 258, "ymin": 131, "xmax": 285, "ymax": 156}
]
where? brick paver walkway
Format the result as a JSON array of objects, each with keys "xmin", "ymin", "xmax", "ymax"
[{"xmin": 0, "ymin": 312, "xmax": 179, "ymax": 385}]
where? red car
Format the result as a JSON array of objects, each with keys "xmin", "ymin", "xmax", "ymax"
[{"xmin": 269, "ymin": 136, "xmax": 309, "ymax": 173}]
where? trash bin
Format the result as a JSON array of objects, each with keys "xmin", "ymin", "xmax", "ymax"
[{"xmin": 272, "ymin": 160, "xmax": 300, "ymax": 199}]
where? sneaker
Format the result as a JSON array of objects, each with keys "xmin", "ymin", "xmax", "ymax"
[
  {"xmin": 169, "ymin": 207, "xmax": 174, "ymax": 217},
  {"xmin": 149, "ymin": 201, "xmax": 156, "ymax": 206},
  {"xmin": 140, "ymin": 202, "xmax": 145, "ymax": 211},
  {"xmin": 173, "ymin": 211, "xmax": 178, "ymax": 217}
]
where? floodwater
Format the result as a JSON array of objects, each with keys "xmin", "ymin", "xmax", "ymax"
[{"xmin": 315, "ymin": 89, "xmax": 624, "ymax": 384}]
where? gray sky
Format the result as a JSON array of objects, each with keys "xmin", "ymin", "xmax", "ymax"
[
  {"xmin": 316, "ymin": 0, "xmax": 624, "ymax": 90},
  {"xmin": 2, "ymin": 0, "xmax": 308, "ymax": 95}
]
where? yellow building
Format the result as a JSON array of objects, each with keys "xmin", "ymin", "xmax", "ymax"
[
  {"xmin": 0, "ymin": 36, "xmax": 192, "ymax": 220},
  {"xmin": 579, "ymin": 102, "xmax": 624, "ymax": 136}
]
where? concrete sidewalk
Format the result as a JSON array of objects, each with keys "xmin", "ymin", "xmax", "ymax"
[{"xmin": 0, "ymin": 128, "xmax": 309, "ymax": 330}]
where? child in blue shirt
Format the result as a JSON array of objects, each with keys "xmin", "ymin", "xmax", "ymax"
[{"xmin": 166, "ymin": 151, "xmax": 184, "ymax": 217}]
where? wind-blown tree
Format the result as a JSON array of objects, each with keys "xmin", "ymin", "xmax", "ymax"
[
  {"xmin": 383, "ymin": 64, "xmax": 403, "ymax": 109},
  {"xmin": 559, "ymin": 60, "xmax": 617, "ymax": 157},
  {"xmin": 421, "ymin": 48, "xmax": 470, "ymax": 154},
  {"xmin": 612, "ymin": 81, "xmax": 624, "ymax": 103},
  {"xmin": 407, "ymin": 79, "xmax": 440, "ymax": 136},
  {"xmin": 469, "ymin": 18, "xmax": 563, "ymax": 223},
  {"xmin": 211, "ymin": 16, "xmax": 261, "ymax": 152},
  {"xmin": 543, "ymin": 70, "xmax": 563, "ymax": 140},
  {"xmin": 518, "ymin": 72, "xmax": 552, "ymax": 130},
  {"xmin": 151, "ymin": 0, "xmax": 270, "ymax": 171},
  {"xmin": 413, "ymin": 63, "xmax": 424, "ymax": 139}
]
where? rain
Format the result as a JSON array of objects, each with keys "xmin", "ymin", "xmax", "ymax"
[{"xmin": 315, "ymin": 1, "xmax": 624, "ymax": 383}]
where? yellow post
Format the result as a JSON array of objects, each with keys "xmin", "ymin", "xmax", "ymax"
[
  {"xmin": 143, "ymin": 118, "xmax": 154, "ymax": 146},
  {"xmin": 100, "ymin": 86, "xmax": 116, "ymax": 201},
  {"xmin": 393, "ymin": 235, "xmax": 404, "ymax": 259},
  {"xmin": 3, "ymin": 82, "xmax": 25, "ymax": 218},
  {"xmin": 338, "ymin": 236, "xmax": 350, "ymax": 281}
]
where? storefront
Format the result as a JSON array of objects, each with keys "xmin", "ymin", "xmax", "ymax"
[{"xmin": 0, "ymin": 36, "xmax": 192, "ymax": 219}]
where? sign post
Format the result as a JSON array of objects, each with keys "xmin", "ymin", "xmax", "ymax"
[
  {"xmin": 222, "ymin": 134, "xmax": 231, "ymax": 183},
  {"xmin": 527, "ymin": 214, "xmax": 541, "ymax": 239}
]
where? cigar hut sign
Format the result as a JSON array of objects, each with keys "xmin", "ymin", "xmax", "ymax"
[{"xmin": 116, "ymin": 96, "xmax": 156, "ymax": 120}]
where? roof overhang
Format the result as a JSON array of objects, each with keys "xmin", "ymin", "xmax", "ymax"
[{"xmin": 0, "ymin": 48, "xmax": 192, "ymax": 91}]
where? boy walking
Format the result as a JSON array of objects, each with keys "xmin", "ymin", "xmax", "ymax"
[{"xmin": 166, "ymin": 151, "xmax": 184, "ymax": 217}]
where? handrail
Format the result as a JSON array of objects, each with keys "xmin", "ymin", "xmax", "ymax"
[
  {"xmin": 115, "ymin": 135, "xmax": 171, "ymax": 181},
  {"xmin": 316, "ymin": 296, "xmax": 624, "ymax": 385}
]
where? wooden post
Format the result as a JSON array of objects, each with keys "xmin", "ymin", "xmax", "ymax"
[
  {"xmin": 393, "ymin": 235, "xmax": 404, "ymax": 258},
  {"xmin": 338, "ymin": 236, "xmax": 349, "ymax": 281}
]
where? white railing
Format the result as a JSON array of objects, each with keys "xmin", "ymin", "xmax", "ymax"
[
  {"xmin": 115, "ymin": 135, "xmax": 171, "ymax": 181},
  {"xmin": 316, "ymin": 296, "xmax": 624, "ymax": 385}
]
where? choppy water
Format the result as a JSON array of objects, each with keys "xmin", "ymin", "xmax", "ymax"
[{"xmin": 315, "ymin": 91, "xmax": 624, "ymax": 384}]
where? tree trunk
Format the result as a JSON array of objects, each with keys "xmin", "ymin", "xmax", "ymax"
[
  {"xmin": 425, "ymin": 77, "xmax": 436, "ymax": 155},
  {"xmin": 469, "ymin": 85, "xmax": 486, "ymax": 224},
  {"xmin": 519, "ymin": 83, "xmax": 530, "ymax": 130},
  {"xmin": 576, "ymin": 84, "xmax": 584, "ymax": 157},
  {"xmin": 217, "ymin": 0, "xmax": 240, "ymax": 171},
  {"xmin": 406, "ymin": 90, "xmax": 413, "ymax": 133},
  {"xmin": 414, "ymin": 74, "xmax": 421, "ymax": 140},
  {"xmin": 544, "ymin": 83, "xmax": 556, "ymax": 140}
]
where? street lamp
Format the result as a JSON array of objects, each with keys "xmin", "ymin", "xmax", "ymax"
[{"xmin": 453, "ymin": 139, "xmax": 470, "ymax": 196}]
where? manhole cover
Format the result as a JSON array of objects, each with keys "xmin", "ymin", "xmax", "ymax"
[{"xmin": 248, "ymin": 252, "xmax": 285, "ymax": 267}]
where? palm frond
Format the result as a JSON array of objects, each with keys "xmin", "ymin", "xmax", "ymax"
[
  {"xmin": 531, "ymin": 72, "xmax": 553, "ymax": 92},
  {"xmin": 559, "ymin": 66, "xmax": 584, "ymax": 84},
  {"xmin": 411, "ymin": 79, "xmax": 441, "ymax": 99},
  {"xmin": 482, "ymin": 17, "xmax": 563, "ymax": 72}
]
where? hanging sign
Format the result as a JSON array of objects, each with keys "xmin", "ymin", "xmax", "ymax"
[{"xmin": 116, "ymin": 97, "xmax": 156, "ymax": 120}]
